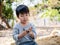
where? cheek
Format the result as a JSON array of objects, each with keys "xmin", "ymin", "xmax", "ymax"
[
  {"xmin": 26, "ymin": 16, "xmax": 29, "ymax": 19},
  {"xmin": 25, "ymin": 17, "xmax": 29, "ymax": 21},
  {"xmin": 19, "ymin": 17, "xmax": 23, "ymax": 21}
]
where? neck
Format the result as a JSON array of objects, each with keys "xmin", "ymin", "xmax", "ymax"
[{"xmin": 20, "ymin": 22, "xmax": 28, "ymax": 26}]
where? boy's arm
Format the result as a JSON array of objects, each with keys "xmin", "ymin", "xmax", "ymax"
[
  {"xmin": 18, "ymin": 30, "xmax": 29, "ymax": 39},
  {"xmin": 13, "ymin": 27, "xmax": 30, "ymax": 41},
  {"xmin": 13, "ymin": 25, "xmax": 36, "ymax": 41},
  {"xmin": 29, "ymin": 31, "xmax": 35, "ymax": 39},
  {"xmin": 29, "ymin": 25, "xmax": 37, "ymax": 39},
  {"xmin": 18, "ymin": 27, "xmax": 35, "ymax": 39},
  {"xmin": 13, "ymin": 27, "xmax": 19, "ymax": 41}
]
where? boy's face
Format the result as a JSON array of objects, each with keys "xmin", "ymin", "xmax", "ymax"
[{"xmin": 19, "ymin": 13, "xmax": 29, "ymax": 24}]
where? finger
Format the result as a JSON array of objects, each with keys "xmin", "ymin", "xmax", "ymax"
[{"xmin": 29, "ymin": 27, "xmax": 32, "ymax": 30}]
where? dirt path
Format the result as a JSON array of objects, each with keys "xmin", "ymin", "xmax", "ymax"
[{"xmin": 0, "ymin": 29, "xmax": 60, "ymax": 45}]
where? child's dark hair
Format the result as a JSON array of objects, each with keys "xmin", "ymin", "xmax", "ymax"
[{"xmin": 16, "ymin": 5, "xmax": 29, "ymax": 17}]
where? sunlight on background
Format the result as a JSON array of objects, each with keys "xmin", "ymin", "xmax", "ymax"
[{"xmin": 0, "ymin": 0, "xmax": 60, "ymax": 45}]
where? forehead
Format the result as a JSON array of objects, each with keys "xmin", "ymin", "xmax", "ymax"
[{"xmin": 19, "ymin": 13, "xmax": 29, "ymax": 15}]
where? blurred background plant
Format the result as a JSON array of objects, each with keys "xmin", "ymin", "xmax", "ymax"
[
  {"xmin": 0, "ymin": 0, "xmax": 60, "ymax": 29},
  {"xmin": 0, "ymin": 0, "xmax": 14, "ymax": 29}
]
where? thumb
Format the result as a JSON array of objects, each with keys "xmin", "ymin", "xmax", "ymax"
[{"xmin": 29, "ymin": 27, "xmax": 32, "ymax": 30}]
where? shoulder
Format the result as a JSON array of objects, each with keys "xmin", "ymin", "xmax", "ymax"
[
  {"xmin": 29, "ymin": 22, "xmax": 35, "ymax": 27},
  {"xmin": 13, "ymin": 23, "xmax": 20, "ymax": 28}
]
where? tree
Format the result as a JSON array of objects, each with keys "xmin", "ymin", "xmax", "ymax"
[
  {"xmin": 33, "ymin": 0, "xmax": 60, "ymax": 21},
  {"xmin": 0, "ymin": 0, "xmax": 14, "ymax": 28},
  {"xmin": 41, "ymin": 0, "xmax": 60, "ymax": 21}
]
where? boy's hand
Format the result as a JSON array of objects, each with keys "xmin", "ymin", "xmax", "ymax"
[
  {"xmin": 29, "ymin": 31, "xmax": 33, "ymax": 35},
  {"xmin": 28, "ymin": 27, "xmax": 32, "ymax": 32},
  {"xmin": 18, "ymin": 27, "xmax": 33, "ymax": 39},
  {"xmin": 28, "ymin": 27, "xmax": 34, "ymax": 39},
  {"xmin": 18, "ymin": 30, "xmax": 28, "ymax": 39},
  {"xmin": 26, "ymin": 27, "xmax": 32, "ymax": 33},
  {"xmin": 29, "ymin": 31, "xmax": 34, "ymax": 39}
]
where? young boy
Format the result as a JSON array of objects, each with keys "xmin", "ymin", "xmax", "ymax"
[{"xmin": 13, "ymin": 5, "xmax": 37, "ymax": 45}]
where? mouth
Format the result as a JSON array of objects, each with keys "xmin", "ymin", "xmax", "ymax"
[
  {"xmin": 23, "ymin": 20, "xmax": 26, "ymax": 21},
  {"xmin": 22, "ymin": 20, "xmax": 27, "ymax": 23},
  {"xmin": 22, "ymin": 21, "xmax": 27, "ymax": 24}
]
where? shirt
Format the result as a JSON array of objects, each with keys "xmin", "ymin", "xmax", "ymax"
[{"xmin": 13, "ymin": 22, "xmax": 37, "ymax": 45}]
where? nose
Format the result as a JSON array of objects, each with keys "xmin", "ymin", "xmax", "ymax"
[{"xmin": 23, "ymin": 15, "xmax": 27, "ymax": 20}]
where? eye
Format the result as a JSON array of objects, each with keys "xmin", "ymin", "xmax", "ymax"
[
  {"xmin": 26, "ymin": 13, "xmax": 29, "ymax": 16},
  {"xmin": 26, "ymin": 14, "xmax": 28, "ymax": 16},
  {"xmin": 21, "ymin": 15, "xmax": 23, "ymax": 17}
]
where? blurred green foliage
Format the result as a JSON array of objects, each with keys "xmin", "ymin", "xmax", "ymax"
[
  {"xmin": 2, "ymin": 0, "xmax": 14, "ymax": 21},
  {"xmin": 34, "ymin": 0, "xmax": 60, "ymax": 21}
]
